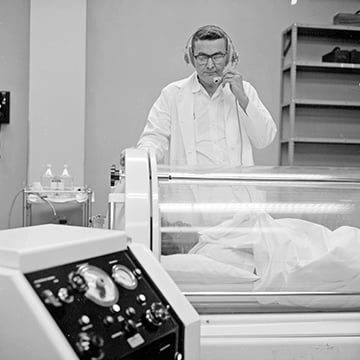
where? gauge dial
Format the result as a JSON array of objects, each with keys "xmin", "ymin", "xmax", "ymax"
[
  {"xmin": 77, "ymin": 264, "xmax": 119, "ymax": 306},
  {"xmin": 112, "ymin": 265, "xmax": 138, "ymax": 290}
]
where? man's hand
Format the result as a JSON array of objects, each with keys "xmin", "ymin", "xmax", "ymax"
[{"xmin": 221, "ymin": 70, "xmax": 249, "ymax": 112}]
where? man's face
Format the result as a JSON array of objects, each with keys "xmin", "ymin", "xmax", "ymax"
[{"xmin": 192, "ymin": 38, "xmax": 228, "ymax": 86}]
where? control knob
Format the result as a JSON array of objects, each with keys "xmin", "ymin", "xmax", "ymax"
[
  {"xmin": 144, "ymin": 302, "xmax": 169, "ymax": 328},
  {"xmin": 57, "ymin": 287, "xmax": 74, "ymax": 303},
  {"xmin": 41, "ymin": 289, "xmax": 62, "ymax": 308},
  {"xmin": 68, "ymin": 271, "xmax": 88, "ymax": 294},
  {"xmin": 76, "ymin": 332, "xmax": 104, "ymax": 360}
]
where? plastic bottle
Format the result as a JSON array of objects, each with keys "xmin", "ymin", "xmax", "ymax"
[
  {"xmin": 41, "ymin": 164, "xmax": 55, "ymax": 190},
  {"xmin": 60, "ymin": 164, "xmax": 74, "ymax": 191}
]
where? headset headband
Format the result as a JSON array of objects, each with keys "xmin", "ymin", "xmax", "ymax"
[{"xmin": 184, "ymin": 25, "xmax": 239, "ymax": 67}]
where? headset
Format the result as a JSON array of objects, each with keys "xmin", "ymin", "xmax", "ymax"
[{"xmin": 184, "ymin": 25, "xmax": 239, "ymax": 68}]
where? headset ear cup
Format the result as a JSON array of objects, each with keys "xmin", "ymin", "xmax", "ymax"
[
  {"xmin": 231, "ymin": 51, "xmax": 239, "ymax": 66},
  {"xmin": 228, "ymin": 40, "xmax": 239, "ymax": 67},
  {"xmin": 184, "ymin": 47, "xmax": 195, "ymax": 66},
  {"xmin": 184, "ymin": 33, "xmax": 193, "ymax": 65},
  {"xmin": 184, "ymin": 52, "xmax": 189, "ymax": 64},
  {"xmin": 188, "ymin": 51, "xmax": 195, "ymax": 66}
]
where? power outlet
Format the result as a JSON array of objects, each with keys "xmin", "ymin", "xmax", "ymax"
[{"xmin": 0, "ymin": 91, "xmax": 10, "ymax": 124}]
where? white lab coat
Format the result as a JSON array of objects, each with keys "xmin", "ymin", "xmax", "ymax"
[{"xmin": 137, "ymin": 72, "xmax": 277, "ymax": 166}]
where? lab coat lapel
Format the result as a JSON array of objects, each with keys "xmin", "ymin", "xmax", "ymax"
[{"xmin": 177, "ymin": 82, "xmax": 196, "ymax": 166}]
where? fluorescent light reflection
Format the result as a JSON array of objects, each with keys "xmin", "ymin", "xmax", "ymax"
[
  {"xmin": 159, "ymin": 202, "xmax": 353, "ymax": 214},
  {"xmin": 160, "ymin": 226, "xmax": 289, "ymax": 234}
]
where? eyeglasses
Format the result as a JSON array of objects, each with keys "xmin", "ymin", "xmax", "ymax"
[{"xmin": 193, "ymin": 52, "xmax": 227, "ymax": 65}]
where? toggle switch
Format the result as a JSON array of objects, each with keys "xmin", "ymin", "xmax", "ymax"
[{"xmin": 0, "ymin": 91, "xmax": 10, "ymax": 124}]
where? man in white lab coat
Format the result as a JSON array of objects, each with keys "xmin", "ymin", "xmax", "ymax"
[{"xmin": 137, "ymin": 25, "xmax": 277, "ymax": 167}]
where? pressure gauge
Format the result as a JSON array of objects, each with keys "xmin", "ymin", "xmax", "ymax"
[
  {"xmin": 77, "ymin": 264, "xmax": 119, "ymax": 307},
  {"xmin": 112, "ymin": 265, "xmax": 138, "ymax": 290}
]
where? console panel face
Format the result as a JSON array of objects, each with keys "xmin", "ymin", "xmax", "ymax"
[{"xmin": 25, "ymin": 249, "xmax": 182, "ymax": 360}]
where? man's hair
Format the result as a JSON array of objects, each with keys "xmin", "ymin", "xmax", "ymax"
[{"xmin": 191, "ymin": 25, "xmax": 229, "ymax": 54}]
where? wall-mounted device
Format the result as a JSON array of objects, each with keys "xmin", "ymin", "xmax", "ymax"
[
  {"xmin": 0, "ymin": 224, "xmax": 200, "ymax": 360},
  {"xmin": 0, "ymin": 91, "xmax": 10, "ymax": 124}
]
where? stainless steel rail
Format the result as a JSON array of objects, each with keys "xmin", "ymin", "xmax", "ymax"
[{"xmin": 157, "ymin": 172, "xmax": 360, "ymax": 183}]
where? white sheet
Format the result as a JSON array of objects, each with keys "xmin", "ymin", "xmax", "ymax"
[{"xmin": 163, "ymin": 210, "xmax": 360, "ymax": 308}]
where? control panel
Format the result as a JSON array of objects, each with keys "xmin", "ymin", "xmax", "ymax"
[{"xmin": 25, "ymin": 248, "xmax": 183, "ymax": 360}]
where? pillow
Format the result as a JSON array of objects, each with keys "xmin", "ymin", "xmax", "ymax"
[
  {"xmin": 189, "ymin": 242, "xmax": 255, "ymax": 273},
  {"xmin": 161, "ymin": 254, "xmax": 259, "ymax": 284}
]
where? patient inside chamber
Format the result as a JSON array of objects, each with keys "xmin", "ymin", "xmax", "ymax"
[{"xmin": 159, "ymin": 178, "xmax": 360, "ymax": 309}]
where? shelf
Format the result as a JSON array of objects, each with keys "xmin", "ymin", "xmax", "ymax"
[
  {"xmin": 23, "ymin": 187, "xmax": 93, "ymax": 227},
  {"xmin": 282, "ymin": 61, "xmax": 360, "ymax": 72},
  {"xmin": 282, "ymin": 99, "xmax": 360, "ymax": 108},
  {"xmin": 283, "ymin": 23, "xmax": 360, "ymax": 37},
  {"xmin": 280, "ymin": 142, "xmax": 360, "ymax": 167},
  {"xmin": 280, "ymin": 24, "xmax": 360, "ymax": 166},
  {"xmin": 281, "ymin": 138, "xmax": 360, "ymax": 145}
]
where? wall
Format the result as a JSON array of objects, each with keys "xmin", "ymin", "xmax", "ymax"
[
  {"xmin": 0, "ymin": 0, "xmax": 30, "ymax": 229},
  {"xmin": 85, "ymin": 0, "xmax": 360, "ymax": 218},
  {"xmin": 28, "ymin": 0, "xmax": 87, "ymax": 188},
  {"xmin": 0, "ymin": 0, "xmax": 87, "ymax": 230}
]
